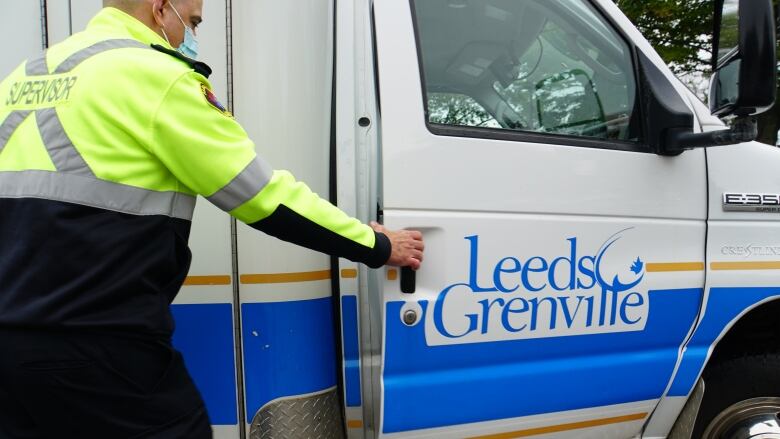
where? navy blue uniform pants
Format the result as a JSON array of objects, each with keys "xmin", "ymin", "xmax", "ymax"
[{"xmin": 0, "ymin": 329, "xmax": 212, "ymax": 439}]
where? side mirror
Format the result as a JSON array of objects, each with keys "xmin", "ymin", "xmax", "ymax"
[
  {"xmin": 639, "ymin": 0, "xmax": 776, "ymax": 155},
  {"xmin": 710, "ymin": 0, "xmax": 777, "ymax": 117}
]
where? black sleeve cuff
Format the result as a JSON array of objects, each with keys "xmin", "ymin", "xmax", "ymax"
[
  {"xmin": 368, "ymin": 231, "xmax": 392, "ymax": 268},
  {"xmin": 249, "ymin": 204, "xmax": 392, "ymax": 268}
]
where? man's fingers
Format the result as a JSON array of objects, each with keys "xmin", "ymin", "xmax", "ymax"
[
  {"xmin": 405, "ymin": 238, "xmax": 423, "ymax": 254},
  {"xmin": 377, "ymin": 225, "xmax": 425, "ymax": 270}
]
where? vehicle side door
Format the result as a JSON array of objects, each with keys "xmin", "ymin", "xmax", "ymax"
[{"xmin": 373, "ymin": 0, "xmax": 707, "ymax": 437}]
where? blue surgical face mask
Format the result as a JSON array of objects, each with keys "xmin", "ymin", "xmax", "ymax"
[{"xmin": 169, "ymin": 2, "xmax": 199, "ymax": 59}]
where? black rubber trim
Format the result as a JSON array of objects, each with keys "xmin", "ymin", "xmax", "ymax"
[
  {"xmin": 151, "ymin": 44, "xmax": 212, "ymax": 78},
  {"xmin": 249, "ymin": 204, "xmax": 391, "ymax": 268},
  {"xmin": 426, "ymin": 123, "xmax": 645, "ymax": 152},
  {"xmin": 327, "ymin": 0, "xmax": 348, "ymax": 430}
]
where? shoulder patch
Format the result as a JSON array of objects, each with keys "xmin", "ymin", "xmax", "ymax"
[{"xmin": 201, "ymin": 84, "xmax": 232, "ymax": 117}]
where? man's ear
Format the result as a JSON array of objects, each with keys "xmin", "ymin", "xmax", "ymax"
[{"xmin": 150, "ymin": 0, "xmax": 168, "ymax": 28}]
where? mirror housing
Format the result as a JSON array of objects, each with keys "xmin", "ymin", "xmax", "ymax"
[
  {"xmin": 710, "ymin": 0, "xmax": 777, "ymax": 117},
  {"xmin": 637, "ymin": 52, "xmax": 694, "ymax": 155},
  {"xmin": 638, "ymin": 51, "xmax": 758, "ymax": 156}
]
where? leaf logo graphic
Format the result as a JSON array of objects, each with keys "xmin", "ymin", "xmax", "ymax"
[{"xmin": 630, "ymin": 257, "xmax": 644, "ymax": 275}]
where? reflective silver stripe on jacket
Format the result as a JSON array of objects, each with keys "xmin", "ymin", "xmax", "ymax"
[
  {"xmin": 54, "ymin": 39, "xmax": 148, "ymax": 74},
  {"xmin": 25, "ymin": 53, "xmax": 48, "ymax": 75},
  {"xmin": 36, "ymin": 108, "xmax": 95, "ymax": 177},
  {"xmin": 24, "ymin": 39, "xmax": 148, "ymax": 77},
  {"xmin": 206, "ymin": 156, "xmax": 274, "ymax": 212},
  {"xmin": 0, "ymin": 40, "xmax": 195, "ymax": 219},
  {"xmin": 1, "ymin": 109, "xmax": 95, "ymax": 176},
  {"xmin": 0, "ymin": 110, "xmax": 32, "ymax": 155},
  {"xmin": 0, "ymin": 171, "xmax": 196, "ymax": 220}
]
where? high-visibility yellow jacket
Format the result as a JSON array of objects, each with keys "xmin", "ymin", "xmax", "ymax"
[{"xmin": 0, "ymin": 7, "xmax": 390, "ymax": 336}]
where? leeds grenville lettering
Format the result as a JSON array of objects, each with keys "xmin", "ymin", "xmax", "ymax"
[
  {"xmin": 6, "ymin": 76, "xmax": 78, "ymax": 107},
  {"xmin": 428, "ymin": 232, "xmax": 649, "ymax": 344}
]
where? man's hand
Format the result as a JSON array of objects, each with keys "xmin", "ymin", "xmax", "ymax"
[{"xmin": 370, "ymin": 221, "xmax": 424, "ymax": 270}]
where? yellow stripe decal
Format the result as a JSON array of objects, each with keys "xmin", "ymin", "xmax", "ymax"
[
  {"xmin": 711, "ymin": 261, "xmax": 780, "ymax": 271},
  {"xmin": 347, "ymin": 420, "xmax": 363, "ymax": 429},
  {"xmin": 183, "ymin": 275, "xmax": 231, "ymax": 285},
  {"xmin": 646, "ymin": 262, "xmax": 705, "ymax": 272},
  {"xmin": 199, "ymin": 262, "xmax": 709, "ymax": 285},
  {"xmin": 240, "ymin": 270, "xmax": 331, "ymax": 284},
  {"xmin": 468, "ymin": 412, "xmax": 647, "ymax": 439}
]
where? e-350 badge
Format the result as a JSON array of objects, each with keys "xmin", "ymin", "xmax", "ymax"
[{"xmin": 723, "ymin": 193, "xmax": 780, "ymax": 213}]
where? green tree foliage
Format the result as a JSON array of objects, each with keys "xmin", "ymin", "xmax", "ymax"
[
  {"xmin": 616, "ymin": 0, "xmax": 780, "ymax": 146},
  {"xmin": 616, "ymin": 0, "xmax": 713, "ymax": 75}
]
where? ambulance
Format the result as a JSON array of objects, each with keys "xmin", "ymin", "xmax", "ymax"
[{"xmin": 1, "ymin": 0, "xmax": 778, "ymax": 438}]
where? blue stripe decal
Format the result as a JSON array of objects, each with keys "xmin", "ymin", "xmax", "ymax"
[
  {"xmin": 382, "ymin": 288, "xmax": 701, "ymax": 433},
  {"xmin": 242, "ymin": 297, "xmax": 337, "ymax": 418},
  {"xmin": 668, "ymin": 286, "xmax": 780, "ymax": 396},
  {"xmin": 341, "ymin": 295, "xmax": 362, "ymax": 407},
  {"xmin": 171, "ymin": 303, "xmax": 238, "ymax": 425}
]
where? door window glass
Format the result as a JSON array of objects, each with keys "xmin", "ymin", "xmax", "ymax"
[
  {"xmin": 413, "ymin": 0, "xmax": 641, "ymax": 142},
  {"xmin": 428, "ymin": 92, "xmax": 500, "ymax": 128}
]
